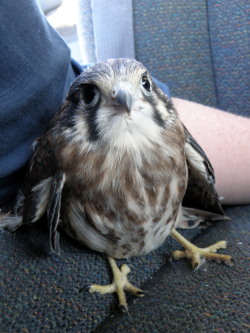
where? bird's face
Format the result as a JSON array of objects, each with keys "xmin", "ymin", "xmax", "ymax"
[{"xmin": 61, "ymin": 59, "xmax": 177, "ymax": 153}]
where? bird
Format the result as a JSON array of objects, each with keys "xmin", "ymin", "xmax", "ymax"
[{"xmin": 0, "ymin": 58, "xmax": 233, "ymax": 312}]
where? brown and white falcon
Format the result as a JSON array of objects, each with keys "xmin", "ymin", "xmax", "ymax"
[{"xmin": 0, "ymin": 58, "xmax": 233, "ymax": 312}]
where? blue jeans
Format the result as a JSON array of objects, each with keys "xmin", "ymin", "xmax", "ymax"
[{"xmin": 0, "ymin": 0, "xmax": 80, "ymax": 205}]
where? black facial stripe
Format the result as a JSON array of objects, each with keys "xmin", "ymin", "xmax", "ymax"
[
  {"xmin": 85, "ymin": 99, "xmax": 101, "ymax": 141},
  {"xmin": 151, "ymin": 80, "xmax": 178, "ymax": 123},
  {"xmin": 64, "ymin": 82, "xmax": 101, "ymax": 141},
  {"xmin": 152, "ymin": 81, "xmax": 174, "ymax": 112},
  {"xmin": 143, "ymin": 89, "xmax": 165, "ymax": 129},
  {"xmin": 152, "ymin": 81, "xmax": 167, "ymax": 102},
  {"xmin": 153, "ymin": 108, "xmax": 165, "ymax": 128}
]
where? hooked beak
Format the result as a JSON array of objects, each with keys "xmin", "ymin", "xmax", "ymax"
[{"xmin": 111, "ymin": 89, "xmax": 132, "ymax": 114}]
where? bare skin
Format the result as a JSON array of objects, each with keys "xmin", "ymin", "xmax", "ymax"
[{"xmin": 173, "ymin": 97, "xmax": 250, "ymax": 205}]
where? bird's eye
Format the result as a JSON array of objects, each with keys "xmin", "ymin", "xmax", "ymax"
[
  {"xmin": 81, "ymin": 84, "xmax": 100, "ymax": 107},
  {"xmin": 141, "ymin": 75, "xmax": 151, "ymax": 92}
]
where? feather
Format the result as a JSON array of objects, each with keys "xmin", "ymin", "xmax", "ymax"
[
  {"xmin": 182, "ymin": 126, "xmax": 224, "ymax": 216},
  {"xmin": 47, "ymin": 171, "xmax": 65, "ymax": 254}
]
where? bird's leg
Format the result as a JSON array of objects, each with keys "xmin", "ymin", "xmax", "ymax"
[
  {"xmin": 170, "ymin": 229, "xmax": 233, "ymax": 270},
  {"xmin": 89, "ymin": 256, "xmax": 144, "ymax": 312}
]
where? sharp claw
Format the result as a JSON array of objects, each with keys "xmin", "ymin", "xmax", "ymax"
[
  {"xmin": 192, "ymin": 262, "xmax": 199, "ymax": 271},
  {"xmin": 89, "ymin": 257, "xmax": 143, "ymax": 312},
  {"xmin": 136, "ymin": 290, "xmax": 145, "ymax": 297},
  {"xmin": 225, "ymin": 257, "xmax": 234, "ymax": 267},
  {"xmin": 119, "ymin": 304, "xmax": 129, "ymax": 314},
  {"xmin": 170, "ymin": 230, "xmax": 233, "ymax": 270},
  {"xmin": 79, "ymin": 286, "xmax": 89, "ymax": 293}
]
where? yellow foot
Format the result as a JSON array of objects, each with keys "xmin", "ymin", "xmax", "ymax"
[
  {"xmin": 89, "ymin": 256, "xmax": 144, "ymax": 312},
  {"xmin": 170, "ymin": 229, "xmax": 233, "ymax": 270}
]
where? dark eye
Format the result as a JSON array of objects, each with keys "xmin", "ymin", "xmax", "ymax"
[
  {"xmin": 82, "ymin": 84, "xmax": 100, "ymax": 106},
  {"xmin": 141, "ymin": 75, "xmax": 151, "ymax": 92}
]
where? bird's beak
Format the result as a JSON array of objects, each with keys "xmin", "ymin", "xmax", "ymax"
[{"xmin": 111, "ymin": 89, "xmax": 132, "ymax": 114}]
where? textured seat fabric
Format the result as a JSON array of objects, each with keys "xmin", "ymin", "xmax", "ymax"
[
  {"xmin": 134, "ymin": 0, "xmax": 218, "ymax": 108},
  {"xmin": 1, "ymin": 1, "xmax": 250, "ymax": 332},
  {"xmin": 1, "ymin": 206, "xmax": 249, "ymax": 332},
  {"xmin": 133, "ymin": 0, "xmax": 250, "ymax": 117},
  {"xmin": 207, "ymin": 1, "xmax": 250, "ymax": 116}
]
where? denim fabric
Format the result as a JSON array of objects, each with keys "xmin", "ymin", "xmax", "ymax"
[{"xmin": 0, "ymin": 0, "xmax": 79, "ymax": 205}]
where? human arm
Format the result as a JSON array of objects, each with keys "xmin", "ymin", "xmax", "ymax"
[{"xmin": 172, "ymin": 97, "xmax": 250, "ymax": 205}]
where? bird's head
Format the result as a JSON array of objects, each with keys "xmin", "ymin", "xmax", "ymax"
[{"xmin": 58, "ymin": 59, "xmax": 177, "ymax": 152}]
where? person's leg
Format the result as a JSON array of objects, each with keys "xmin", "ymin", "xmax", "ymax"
[{"xmin": 0, "ymin": 0, "xmax": 80, "ymax": 206}]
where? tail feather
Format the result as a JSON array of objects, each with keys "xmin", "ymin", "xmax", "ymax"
[{"xmin": 177, "ymin": 207, "xmax": 230, "ymax": 229}]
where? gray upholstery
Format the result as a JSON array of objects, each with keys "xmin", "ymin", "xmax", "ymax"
[
  {"xmin": 134, "ymin": 0, "xmax": 250, "ymax": 116},
  {"xmin": 1, "ymin": 1, "xmax": 249, "ymax": 332}
]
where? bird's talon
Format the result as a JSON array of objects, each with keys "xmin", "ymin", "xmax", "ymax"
[
  {"xmin": 170, "ymin": 229, "xmax": 233, "ymax": 270},
  {"xmin": 89, "ymin": 257, "xmax": 142, "ymax": 311},
  {"xmin": 192, "ymin": 262, "xmax": 200, "ymax": 271},
  {"xmin": 78, "ymin": 287, "xmax": 87, "ymax": 293},
  {"xmin": 135, "ymin": 290, "xmax": 145, "ymax": 297},
  {"xmin": 119, "ymin": 304, "xmax": 129, "ymax": 314},
  {"xmin": 225, "ymin": 257, "xmax": 234, "ymax": 267}
]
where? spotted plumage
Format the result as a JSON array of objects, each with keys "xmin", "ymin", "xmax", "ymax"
[{"xmin": 1, "ymin": 58, "xmax": 232, "ymax": 311}]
